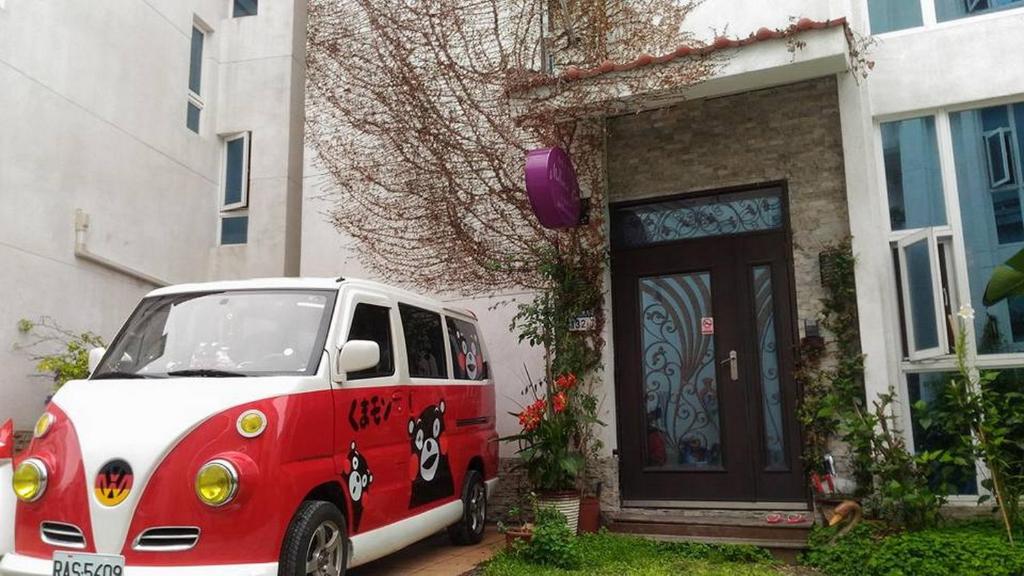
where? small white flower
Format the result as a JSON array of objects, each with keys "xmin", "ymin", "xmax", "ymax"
[{"xmin": 957, "ymin": 305, "xmax": 975, "ymax": 321}]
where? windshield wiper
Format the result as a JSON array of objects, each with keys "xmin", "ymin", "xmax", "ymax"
[
  {"xmin": 166, "ymin": 369, "xmax": 248, "ymax": 378},
  {"xmin": 92, "ymin": 371, "xmax": 157, "ymax": 380}
]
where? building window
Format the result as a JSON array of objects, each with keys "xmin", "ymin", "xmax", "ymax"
[
  {"xmin": 882, "ymin": 117, "xmax": 946, "ymax": 231},
  {"xmin": 868, "ymin": 0, "xmax": 924, "ymax": 33},
  {"xmin": 186, "ymin": 24, "xmax": 205, "ymax": 133},
  {"xmin": 906, "ymin": 372, "xmax": 978, "ymax": 495},
  {"xmin": 951, "ymin": 102, "xmax": 1024, "ymax": 354},
  {"xmin": 233, "ymin": 0, "xmax": 258, "ymax": 17},
  {"xmin": 895, "ymin": 230, "xmax": 954, "ymax": 360},
  {"xmin": 220, "ymin": 215, "xmax": 248, "ymax": 245},
  {"xmin": 935, "ymin": 0, "xmax": 1024, "ymax": 22},
  {"xmin": 223, "ymin": 133, "xmax": 250, "ymax": 210}
]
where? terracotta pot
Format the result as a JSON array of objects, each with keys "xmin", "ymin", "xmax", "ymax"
[
  {"xmin": 504, "ymin": 528, "xmax": 533, "ymax": 548},
  {"xmin": 578, "ymin": 496, "xmax": 600, "ymax": 533},
  {"xmin": 537, "ymin": 491, "xmax": 581, "ymax": 534}
]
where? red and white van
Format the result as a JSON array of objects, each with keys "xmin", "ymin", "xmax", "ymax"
[{"xmin": 1, "ymin": 278, "xmax": 498, "ymax": 576}]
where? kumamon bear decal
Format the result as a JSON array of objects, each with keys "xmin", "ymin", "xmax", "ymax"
[
  {"xmin": 344, "ymin": 441, "xmax": 373, "ymax": 533},
  {"xmin": 408, "ymin": 400, "xmax": 455, "ymax": 508}
]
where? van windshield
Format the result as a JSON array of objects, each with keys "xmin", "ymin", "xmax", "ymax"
[{"xmin": 93, "ymin": 289, "xmax": 337, "ymax": 379}]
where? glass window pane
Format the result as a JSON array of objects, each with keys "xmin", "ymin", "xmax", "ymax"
[
  {"xmin": 752, "ymin": 266, "xmax": 787, "ymax": 471},
  {"xmin": 189, "ymin": 26, "xmax": 204, "ymax": 95},
  {"xmin": 951, "ymin": 103, "xmax": 1024, "ymax": 354},
  {"xmin": 399, "ymin": 304, "xmax": 447, "ymax": 379},
  {"xmin": 611, "ymin": 188, "xmax": 783, "ymax": 249},
  {"xmin": 936, "ymin": 0, "xmax": 1024, "ymax": 22},
  {"xmin": 907, "ymin": 372, "xmax": 978, "ymax": 495},
  {"xmin": 446, "ymin": 317, "xmax": 487, "ymax": 380},
  {"xmin": 221, "ymin": 215, "xmax": 248, "ymax": 245},
  {"xmin": 225, "ymin": 137, "xmax": 246, "ymax": 206},
  {"xmin": 905, "ymin": 238, "xmax": 940, "ymax": 352},
  {"xmin": 869, "ymin": 0, "xmax": 924, "ymax": 33},
  {"xmin": 233, "ymin": 0, "xmax": 258, "ymax": 17},
  {"xmin": 186, "ymin": 101, "xmax": 201, "ymax": 133},
  {"xmin": 640, "ymin": 273, "xmax": 722, "ymax": 468},
  {"xmin": 882, "ymin": 117, "xmax": 947, "ymax": 231},
  {"xmin": 347, "ymin": 304, "xmax": 395, "ymax": 379}
]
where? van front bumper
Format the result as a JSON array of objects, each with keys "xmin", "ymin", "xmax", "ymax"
[{"xmin": 0, "ymin": 554, "xmax": 277, "ymax": 576}]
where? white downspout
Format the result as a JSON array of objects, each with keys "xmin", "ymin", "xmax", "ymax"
[{"xmin": 74, "ymin": 209, "xmax": 169, "ymax": 288}]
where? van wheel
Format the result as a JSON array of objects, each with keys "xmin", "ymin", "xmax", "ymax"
[
  {"xmin": 279, "ymin": 500, "xmax": 348, "ymax": 576},
  {"xmin": 448, "ymin": 469, "xmax": 487, "ymax": 545}
]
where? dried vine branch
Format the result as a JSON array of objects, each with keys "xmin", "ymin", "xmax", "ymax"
[{"xmin": 306, "ymin": 0, "xmax": 718, "ymax": 295}]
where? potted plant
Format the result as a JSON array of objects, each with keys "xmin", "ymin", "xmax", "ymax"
[
  {"xmin": 496, "ymin": 504, "xmax": 533, "ymax": 547},
  {"xmin": 505, "ymin": 372, "xmax": 602, "ymax": 533}
]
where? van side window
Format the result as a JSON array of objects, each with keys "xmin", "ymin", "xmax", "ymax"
[
  {"xmin": 347, "ymin": 303, "xmax": 395, "ymax": 379},
  {"xmin": 399, "ymin": 304, "xmax": 447, "ymax": 379},
  {"xmin": 446, "ymin": 317, "xmax": 488, "ymax": 380}
]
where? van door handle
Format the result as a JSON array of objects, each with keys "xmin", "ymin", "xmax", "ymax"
[
  {"xmin": 720, "ymin": 350, "xmax": 738, "ymax": 381},
  {"xmin": 392, "ymin": 391, "xmax": 405, "ymax": 414}
]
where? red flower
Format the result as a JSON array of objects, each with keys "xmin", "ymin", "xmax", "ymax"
[
  {"xmin": 555, "ymin": 373, "xmax": 577, "ymax": 391},
  {"xmin": 518, "ymin": 399, "xmax": 547, "ymax": 431},
  {"xmin": 553, "ymin": 392, "xmax": 568, "ymax": 414}
]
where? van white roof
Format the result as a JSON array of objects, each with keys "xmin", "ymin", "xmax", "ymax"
[{"xmin": 145, "ymin": 277, "xmax": 478, "ymax": 320}]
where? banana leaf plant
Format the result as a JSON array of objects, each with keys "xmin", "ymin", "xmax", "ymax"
[{"xmin": 984, "ymin": 249, "xmax": 1024, "ymax": 306}]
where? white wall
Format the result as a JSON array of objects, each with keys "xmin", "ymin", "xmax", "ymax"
[{"xmin": 0, "ymin": 0, "xmax": 305, "ymax": 428}]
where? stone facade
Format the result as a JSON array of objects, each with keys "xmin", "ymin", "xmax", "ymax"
[
  {"xmin": 606, "ymin": 76, "xmax": 851, "ymax": 329},
  {"xmin": 489, "ymin": 76, "xmax": 851, "ymax": 518}
]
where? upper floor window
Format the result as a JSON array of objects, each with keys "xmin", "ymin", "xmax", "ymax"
[
  {"xmin": 399, "ymin": 304, "xmax": 447, "ymax": 379},
  {"xmin": 186, "ymin": 24, "xmax": 206, "ymax": 133},
  {"xmin": 881, "ymin": 116, "xmax": 946, "ymax": 231},
  {"xmin": 868, "ymin": 0, "xmax": 924, "ymax": 33},
  {"xmin": 951, "ymin": 102, "xmax": 1024, "ymax": 354},
  {"xmin": 224, "ymin": 133, "xmax": 250, "ymax": 210},
  {"xmin": 233, "ymin": 0, "xmax": 258, "ymax": 17},
  {"xmin": 220, "ymin": 132, "xmax": 251, "ymax": 245},
  {"xmin": 935, "ymin": 0, "xmax": 1024, "ymax": 22}
]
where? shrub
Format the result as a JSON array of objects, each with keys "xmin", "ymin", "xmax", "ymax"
[
  {"xmin": 16, "ymin": 317, "xmax": 105, "ymax": 391},
  {"xmin": 802, "ymin": 521, "xmax": 1024, "ymax": 576},
  {"xmin": 522, "ymin": 505, "xmax": 582, "ymax": 569}
]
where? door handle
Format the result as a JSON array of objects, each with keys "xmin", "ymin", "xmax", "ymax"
[
  {"xmin": 720, "ymin": 350, "xmax": 738, "ymax": 381},
  {"xmin": 392, "ymin": 391, "xmax": 405, "ymax": 414}
]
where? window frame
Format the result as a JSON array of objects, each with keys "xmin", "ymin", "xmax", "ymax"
[
  {"xmin": 232, "ymin": 0, "xmax": 258, "ymax": 18},
  {"xmin": 868, "ymin": 0, "xmax": 1024, "ymax": 36},
  {"xmin": 896, "ymin": 228, "xmax": 950, "ymax": 360},
  {"xmin": 186, "ymin": 20, "xmax": 209, "ymax": 133},
  {"xmin": 219, "ymin": 214, "xmax": 249, "ymax": 246},
  {"xmin": 221, "ymin": 132, "xmax": 251, "ymax": 211}
]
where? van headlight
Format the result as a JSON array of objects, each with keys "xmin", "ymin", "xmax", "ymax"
[
  {"xmin": 195, "ymin": 459, "xmax": 238, "ymax": 507},
  {"xmin": 13, "ymin": 458, "xmax": 48, "ymax": 502},
  {"xmin": 34, "ymin": 412, "xmax": 55, "ymax": 439}
]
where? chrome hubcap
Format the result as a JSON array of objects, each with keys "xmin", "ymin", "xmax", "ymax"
[
  {"xmin": 469, "ymin": 482, "xmax": 486, "ymax": 534},
  {"xmin": 305, "ymin": 521, "xmax": 342, "ymax": 576}
]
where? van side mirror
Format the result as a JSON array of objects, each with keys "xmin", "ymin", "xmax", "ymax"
[
  {"xmin": 0, "ymin": 419, "xmax": 12, "ymax": 460},
  {"xmin": 88, "ymin": 347, "xmax": 106, "ymax": 375},
  {"xmin": 337, "ymin": 340, "xmax": 380, "ymax": 376}
]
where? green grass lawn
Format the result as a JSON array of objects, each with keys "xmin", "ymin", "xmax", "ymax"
[{"xmin": 481, "ymin": 532, "xmax": 793, "ymax": 576}]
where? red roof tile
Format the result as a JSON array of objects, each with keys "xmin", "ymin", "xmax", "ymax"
[{"xmin": 554, "ymin": 17, "xmax": 848, "ymax": 84}]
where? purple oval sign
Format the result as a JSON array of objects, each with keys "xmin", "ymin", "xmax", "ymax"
[{"xmin": 525, "ymin": 147, "xmax": 581, "ymax": 229}]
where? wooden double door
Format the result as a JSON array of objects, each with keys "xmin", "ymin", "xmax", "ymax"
[{"xmin": 611, "ymin": 185, "xmax": 805, "ymax": 504}]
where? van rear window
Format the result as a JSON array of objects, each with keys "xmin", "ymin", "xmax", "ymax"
[
  {"xmin": 446, "ymin": 317, "xmax": 487, "ymax": 380},
  {"xmin": 399, "ymin": 304, "xmax": 447, "ymax": 379}
]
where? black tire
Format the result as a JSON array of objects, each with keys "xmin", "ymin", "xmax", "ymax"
[
  {"xmin": 448, "ymin": 469, "xmax": 487, "ymax": 545},
  {"xmin": 279, "ymin": 500, "xmax": 348, "ymax": 576}
]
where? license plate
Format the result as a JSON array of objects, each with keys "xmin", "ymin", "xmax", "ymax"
[{"xmin": 52, "ymin": 552, "xmax": 125, "ymax": 576}]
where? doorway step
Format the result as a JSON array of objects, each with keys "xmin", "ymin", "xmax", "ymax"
[{"xmin": 606, "ymin": 507, "xmax": 814, "ymax": 562}]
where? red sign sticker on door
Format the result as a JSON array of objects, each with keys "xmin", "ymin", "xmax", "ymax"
[{"xmin": 701, "ymin": 317, "xmax": 714, "ymax": 335}]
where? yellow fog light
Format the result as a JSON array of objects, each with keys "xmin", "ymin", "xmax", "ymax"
[
  {"xmin": 34, "ymin": 413, "xmax": 55, "ymax": 439},
  {"xmin": 236, "ymin": 410, "xmax": 267, "ymax": 438},
  {"xmin": 13, "ymin": 458, "xmax": 48, "ymax": 503},
  {"xmin": 195, "ymin": 460, "xmax": 238, "ymax": 507}
]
